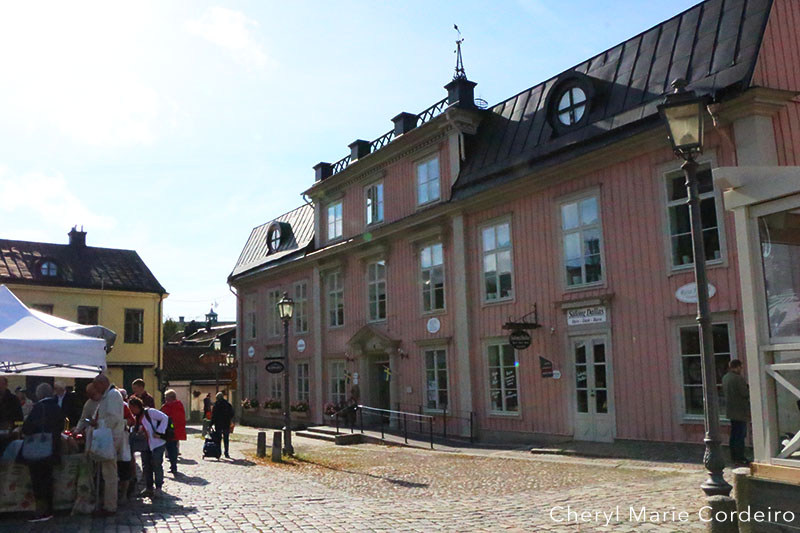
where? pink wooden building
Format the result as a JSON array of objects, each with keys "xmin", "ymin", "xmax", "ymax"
[{"xmin": 229, "ymin": 0, "xmax": 800, "ymax": 444}]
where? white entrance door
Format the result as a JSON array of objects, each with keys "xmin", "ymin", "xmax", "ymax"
[{"xmin": 573, "ymin": 336, "xmax": 615, "ymax": 442}]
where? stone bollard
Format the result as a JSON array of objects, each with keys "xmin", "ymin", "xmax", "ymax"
[
  {"xmin": 271, "ymin": 431, "xmax": 282, "ymax": 463},
  {"xmin": 705, "ymin": 495, "xmax": 739, "ymax": 533},
  {"xmin": 256, "ymin": 431, "xmax": 267, "ymax": 458},
  {"xmin": 732, "ymin": 467, "xmax": 752, "ymax": 533}
]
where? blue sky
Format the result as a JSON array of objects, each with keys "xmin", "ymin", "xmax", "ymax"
[{"xmin": 0, "ymin": 1, "xmax": 699, "ymax": 322}]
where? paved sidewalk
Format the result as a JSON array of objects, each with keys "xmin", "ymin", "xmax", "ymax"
[{"xmin": 0, "ymin": 425, "xmax": 714, "ymax": 532}]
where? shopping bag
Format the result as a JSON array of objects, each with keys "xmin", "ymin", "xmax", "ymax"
[
  {"xmin": 88, "ymin": 427, "xmax": 115, "ymax": 461},
  {"xmin": 229, "ymin": 422, "xmax": 235, "ymax": 434},
  {"xmin": 21, "ymin": 433, "xmax": 53, "ymax": 461},
  {"xmin": 1, "ymin": 439, "xmax": 23, "ymax": 462}
]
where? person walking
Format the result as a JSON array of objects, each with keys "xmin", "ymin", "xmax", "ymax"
[
  {"xmin": 202, "ymin": 393, "xmax": 212, "ymax": 437},
  {"xmin": 21, "ymin": 382, "xmax": 64, "ymax": 522},
  {"xmin": 0, "ymin": 376, "xmax": 23, "ymax": 430},
  {"xmin": 160, "ymin": 390, "xmax": 186, "ymax": 475},
  {"xmin": 128, "ymin": 397, "xmax": 169, "ymax": 499},
  {"xmin": 722, "ymin": 359, "xmax": 751, "ymax": 465},
  {"xmin": 91, "ymin": 374, "xmax": 126, "ymax": 516},
  {"xmin": 131, "ymin": 379, "xmax": 155, "ymax": 408},
  {"xmin": 210, "ymin": 392, "xmax": 234, "ymax": 459}
]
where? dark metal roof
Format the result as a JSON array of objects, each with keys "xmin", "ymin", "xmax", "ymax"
[
  {"xmin": 0, "ymin": 238, "xmax": 166, "ymax": 294},
  {"xmin": 453, "ymin": 0, "xmax": 773, "ymax": 198},
  {"xmin": 228, "ymin": 203, "xmax": 314, "ymax": 281}
]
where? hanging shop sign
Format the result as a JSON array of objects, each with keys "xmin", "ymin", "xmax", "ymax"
[
  {"xmin": 675, "ymin": 282, "xmax": 716, "ymax": 303},
  {"xmin": 566, "ymin": 306, "xmax": 607, "ymax": 326},
  {"xmin": 509, "ymin": 329, "xmax": 532, "ymax": 350},
  {"xmin": 265, "ymin": 360, "xmax": 285, "ymax": 374},
  {"xmin": 539, "ymin": 356, "xmax": 554, "ymax": 378}
]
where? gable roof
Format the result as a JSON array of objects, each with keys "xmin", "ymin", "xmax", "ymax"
[
  {"xmin": 229, "ymin": 203, "xmax": 314, "ymax": 281},
  {"xmin": 453, "ymin": 0, "xmax": 773, "ymax": 198},
  {"xmin": 0, "ymin": 239, "xmax": 166, "ymax": 294}
]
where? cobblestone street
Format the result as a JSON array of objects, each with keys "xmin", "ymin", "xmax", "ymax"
[{"xmin": 0, "ymin": 429, "xmax": 716, "ymax": 532}]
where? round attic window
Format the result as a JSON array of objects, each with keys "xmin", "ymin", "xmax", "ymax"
[
  {"xmin": 557, "ymin": 87, "xmax": 587, "ymax": 126},
  {"xmin": 267, "ymin": 224, "xmax": 282, "ymax": 252},
  {"xmin": 40, "ymin": 260, "xmax": 58, "ymax": 277}
]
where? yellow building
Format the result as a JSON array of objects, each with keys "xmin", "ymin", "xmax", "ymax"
[{"xmin": 0, "ymin": 228, "xmax": 167, "ymax": 403}]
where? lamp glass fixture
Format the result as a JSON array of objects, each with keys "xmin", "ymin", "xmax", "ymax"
[
  {"xmin": 658, "ymin": 79, "xmax": 705, "ymax": 155},
  {"xmin": 277, "ymin": 292, "xmax": 294, "ymax": 320},
  {"xmin": 213, "ymin": 338, "xmax": 221, "ymax": 352}
]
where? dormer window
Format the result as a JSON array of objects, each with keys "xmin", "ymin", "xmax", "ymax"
[
  {"xmin": 40, "ymin": 260, "xmax": 58, "ymax": 277},
  {"xmin": 267, "ymin": 224, "xmax": 282, "ymax": 252},
  {"xmin": 557, "ymin": 87, "xmax": 587, "ymax": 126},
  {"xmin": 546, "ymin": 72, "xmax": 597, "ymax": 135}
]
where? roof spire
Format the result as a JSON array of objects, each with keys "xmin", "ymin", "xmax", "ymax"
[{"xmin": 453, "ymin": 24, "xmax": 466, "ymax": 80}]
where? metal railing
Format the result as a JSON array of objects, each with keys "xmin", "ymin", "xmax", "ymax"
[
  {"xmin": 331, "ymin": 404, "xmax": 435, "ymax": 449},
  {"xmin": 327, "ymin": 96, "xmax": 450, "ymax": 177},
  {"xmin": 396, "ymin": 402, "xmax": 475, "ymax": 444}
]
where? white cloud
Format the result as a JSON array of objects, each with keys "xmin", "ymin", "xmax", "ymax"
[
  {"xmin": 186, "ymin": 7, "xmax": 269, "ymax": 69},
  {"xmin": 0, "ymin": 3, "xmax": 161, "ymax": 146},
  {"xmin": 0, "ymin": 168, "xmax": 116, "ymax": 231}
]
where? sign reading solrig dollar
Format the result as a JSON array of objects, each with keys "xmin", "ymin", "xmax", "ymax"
[{"xmin": 566, "ymin": 306, "xmax": 607, "ymax": 326}]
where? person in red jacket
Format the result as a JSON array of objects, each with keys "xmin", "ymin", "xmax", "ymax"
[{"xmin": 160, "ymin": 389, "xmax": 187, "ymax": 475}]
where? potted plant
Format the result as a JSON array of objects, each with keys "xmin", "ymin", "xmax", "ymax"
[
  {"xmin": 324, "ymin": 402, "xmax": 338, "ymax": 417},
  {"xmin": 263, "ymin": 398, "xmax": 281, "ymax": 414},
  {"xmin": 290, "ymin": 401, "xmax": 310, "ymax": 418}
]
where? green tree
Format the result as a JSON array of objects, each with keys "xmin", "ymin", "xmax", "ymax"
[{"xmin": 163, "ymin": 318, "xmax": 179, "ymax": 343}]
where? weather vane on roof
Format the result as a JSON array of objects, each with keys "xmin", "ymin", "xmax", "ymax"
[{"xmin": 453, "ymin": 24, "xmax": 466, "ymax": 80}]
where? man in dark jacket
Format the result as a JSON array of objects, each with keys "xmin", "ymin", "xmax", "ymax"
[
  {"xmin": 722, "ymin": 359, "xmax": 751, "ymax": 465},
  {"xmin": 22, "ymin": 382, "xmax": 65, "ymax": 522},
  {"xmin": 53, "ymin": 381, "xmax": 81, "ymax": 428},
  {"xmin": 0, "ymin": 376, "xmax": 23, "ymax": 430},
  {"xmin": 210, "ymin": 392, "xmax": 234, "ymax": 458}
]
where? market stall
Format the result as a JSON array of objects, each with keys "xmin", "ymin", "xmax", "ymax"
[{"xmin": 0, "ymin": 284, "xmax": 110, "ymax": 514}]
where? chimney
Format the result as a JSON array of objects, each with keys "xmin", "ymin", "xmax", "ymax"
[
  {"xmin": 349, "ymin": 140, "xmax": 371, "ymax": 161},
  {"xmin": 392, "ymin": 112, "xmax": 418, "ymax": 136},
  {"xmin": 314, "ymin": 162, "xmax": 333, "ymax": 181},
  {"xmin": 68, "ymin": 226, "xmax": 87, "ymax": 248},
  {"xmin": 444, "ymin": 78, "xmax": 478, "ymax": 109}
]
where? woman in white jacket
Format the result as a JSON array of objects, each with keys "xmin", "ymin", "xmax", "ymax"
[{"xmin": 128, "ymin": 396, "xmax": 169, "ymax": 499}]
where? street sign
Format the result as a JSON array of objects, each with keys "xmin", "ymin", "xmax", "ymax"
[
  {"xmin": 265, "ymin": 360, "xmax": 285, "ymax": 374},
  {"xmin": 539, "ymin": 356, "xmax": 554, "ymax": 378},
  {"xmin": 509, "ymin": 329, "xmax": 532, "ymax": 350}
]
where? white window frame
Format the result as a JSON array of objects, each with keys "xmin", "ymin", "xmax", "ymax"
[
  {"xmin": 480, "ymin": 218, "xmax": 514, "ymax": 303},
  {"xmin": 329, "ymin": 360, "xmax": 347, "ymax": 405},
  {"xmin": 424, "ymin": 348, "xmax": 449, "ymax": 412},
  {"xmin": 674, "ymin": 317, "xmax": 736, "ymax": 421},
  {"xmin": 416, "ymin": 156, "xmax": 441, "ymax": 206},
  {"xmin": 664, "ymin": 163, "xmax": 726, "ymax": 271},
  {"xmin": 244, "ymin": 296, "xmax": 257, "ymax": 340},
  {"xmin": 294, "ymin": 281, "xmax": 308, "ymax": 334},
  {"xmin": 269, "ymin": 373, "xmax": 283, "ymax": 402},
  {"xmin": 267, "ymin": 289, "xmax": 281, "ymax": 337},
  {"xmin": 420, "ymin": 242, "xmax": 445, "ymax": 313},
  {"xmin": 327, "ymin": 271, "xmax": 344, "ymax": 328},
  {"xmin": 296, "ymin": 361, "xmax": 310, "ymax": 404},
  {"xmin": 365, "ymin": 181, "xmax": 384, "ymax": 226},
  {"xmin": 367, "ymin": 260, "xmax": 387, "ymax": 322},
  {"xmin": 245, "ymin": 362, "xmax": 258, "ymax": 400},
  {"xmin": 327, "ymin": 200, "xmax": 343, "ymax": 241},
  {"xmin": 560, "ymin": 192, "xmax": 605, "ymax": 289},
  {"xmin": 486, "ymin": 340, "xmax": 520, "ymax": 415}
]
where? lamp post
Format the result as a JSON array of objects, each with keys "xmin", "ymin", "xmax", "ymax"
[
  {"xmin": 276, "ymin": 292, "xmax": 295, "ymax": 456},
  {"xmin": 658, "ymin": 79, "xmax": 731, "ymax": 498},
  {"xmin": 213, "ymin": 338, "xmax": 222, "ymax": 393}
]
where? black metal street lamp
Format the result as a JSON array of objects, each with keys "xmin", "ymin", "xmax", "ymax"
[
  {"xmin": 277, "ymin": 292, "xmax": 295, "ymax": 456},
  {"xmin": 658, "ymin": 79, "xmax": 731, "ymax": 498}
]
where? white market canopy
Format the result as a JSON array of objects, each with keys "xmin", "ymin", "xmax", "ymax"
[{"xmin": 0, "ymin": 285, "xmax": 108, "ymax": 377}]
